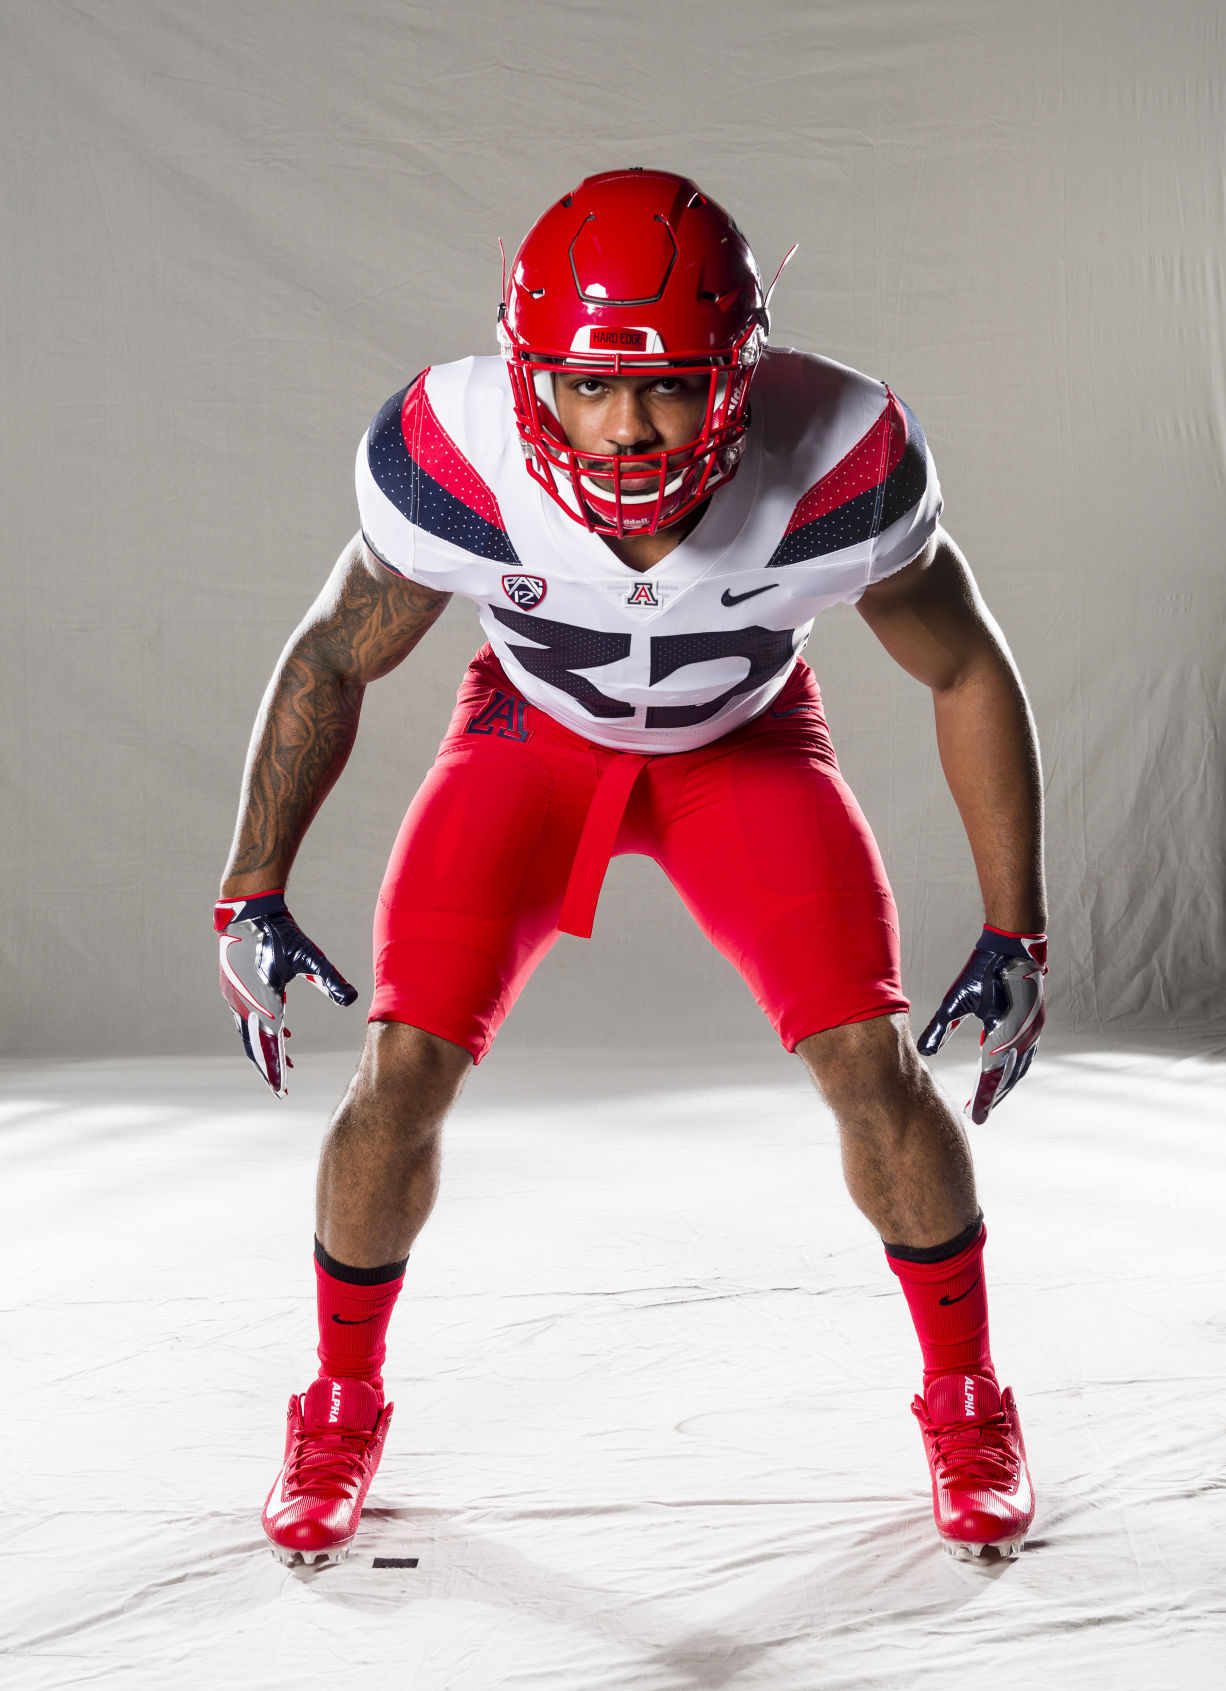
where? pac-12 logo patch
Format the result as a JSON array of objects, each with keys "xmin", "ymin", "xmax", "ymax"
[
  {"xmin": 625, "ymin": 581, "xmax": 659, "ymax": 606},
  {"xmin": 502, "ymin": 573, "xmax": 547, "ymax": 609}
]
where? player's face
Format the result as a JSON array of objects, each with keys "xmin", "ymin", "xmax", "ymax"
[{"xmin": 551, "ymin": 371, "xmax": 710, "ymax": 493}]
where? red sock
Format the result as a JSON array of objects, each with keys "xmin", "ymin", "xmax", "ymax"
[
  {"xmin": 885, "ymin": 1219, "xmax": 995, "ymax": 1386},
  {"xmin": 313, "ymin": 1240, "xmax": 406, "ymax": 1401}
]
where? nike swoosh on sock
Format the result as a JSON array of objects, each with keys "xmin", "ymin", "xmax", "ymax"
[{"xmin": 938, "ymin": 1276, "xmax": 982, "ymax": 1307}]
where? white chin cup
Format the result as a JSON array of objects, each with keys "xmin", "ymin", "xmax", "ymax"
[{"xmin": 578, "ymin": 468, "xmax": 687, "ymax": 506}]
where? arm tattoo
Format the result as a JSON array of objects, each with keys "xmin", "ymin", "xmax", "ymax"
[{"xmin": 224, "ymin": 557, "xmax": 450, "ymax": 888}]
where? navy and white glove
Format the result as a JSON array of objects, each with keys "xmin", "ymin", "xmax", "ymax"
[
  {"xmin": 918, "ymin": 926, "xmax": 1048, "ymax": 1124},
  {"xmin": 214, "ymin": 890, "xmax": 357, "ymax": 1098}
]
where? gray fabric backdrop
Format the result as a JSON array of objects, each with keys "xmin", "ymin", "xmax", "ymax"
[{"xmin": 3, "ymin": 0, "xmax": 1223, "ymax": 1060}]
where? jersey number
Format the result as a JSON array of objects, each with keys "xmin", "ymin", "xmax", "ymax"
[{"xmin": 490, "ymin": 607, "xmax": 797, "ymax": 729}]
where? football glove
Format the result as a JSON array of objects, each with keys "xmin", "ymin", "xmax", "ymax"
[
  {"xmin": 214, "ymin": 890, "xmax": 357, "ymax": 1098},
  {"xmin": 917, "ymin": 927, "xmax": 1048, "ymax": 1124}
]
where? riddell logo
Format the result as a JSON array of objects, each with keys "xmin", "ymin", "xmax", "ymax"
[
  {"xmin": 329, "ymin": 1381, "xmax": 342, "ymax": 1425},
  {"xmin": 964, "ymin": 1376, "xmax": 976, "ymax": 1419},
  {"xmin": 591, "ymin": 327, "xmax": 649, "ymax": 351}
]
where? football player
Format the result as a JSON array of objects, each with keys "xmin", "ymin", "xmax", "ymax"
[{"xmin": 218, "ymin": 170, "xmax": 1047, "ymax": 1566}]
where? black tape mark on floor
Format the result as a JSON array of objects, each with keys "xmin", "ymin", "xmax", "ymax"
[{"xmin": 372, "ymin": 1556, "xmax": 419, "ymax": 1568}]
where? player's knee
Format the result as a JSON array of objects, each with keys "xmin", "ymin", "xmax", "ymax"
[
  {"xmin": 798, "ymin": 1012, "xmax": 926, "ymax": 1123},
  {"xmin": 355, "ymin": 1020, "xmax": 472, "ymax": 1122}
]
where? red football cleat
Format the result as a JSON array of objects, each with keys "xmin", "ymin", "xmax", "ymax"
[
  {"xmin": 262, "ymin": 1377, "xmax": 393, "ymax": 1566},
  {"xmin": 912, "ymin": 1371, "xmax": 1034, "ymax": 1560}
]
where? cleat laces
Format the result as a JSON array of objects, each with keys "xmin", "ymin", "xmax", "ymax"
[
  {"xmin": 284, "ymin": 1424, "xmax": 377, "ymax": 1501},
  {"xmin": 921, "ymin": 1402, "xmax": 1020, "ymax": 1490}
]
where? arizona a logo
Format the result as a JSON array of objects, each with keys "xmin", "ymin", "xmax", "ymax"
[
  {"xmin": 502, "ymin": 573, "xmax": 547, "ymax": 610},
  {"xmin": 625, "ymin": 581, "xmax": 659, "ymax": 607}
]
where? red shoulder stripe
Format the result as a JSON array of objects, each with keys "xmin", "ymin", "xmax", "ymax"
[
  {"xmin": 781, "ymin": 389, "xmax": 907, "ymax": 538},
  {"xmin": 401, "ymin": 373, "xmax": 510, "ymax": 532}
]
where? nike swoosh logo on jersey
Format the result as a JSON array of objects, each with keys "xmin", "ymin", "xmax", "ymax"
[
  {"xmin": 721, "ymin": 584, "xmax": 778, "ymax": 606},
  {"xmin": 938, "ymin": 1276, "xmax": 981, "ymax": 1306},
  {"xmin": 332, "ymin": 1313, "xmax": 380, "ymax": 1325}
]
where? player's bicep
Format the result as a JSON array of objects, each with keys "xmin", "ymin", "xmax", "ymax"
[
  {"xmin": 855, "ymin": 527, "xmax": 1005, "ymax": 691},
  {"xmin": 294, "ymin": 534, "xmax": 451, "ymax": 685}
]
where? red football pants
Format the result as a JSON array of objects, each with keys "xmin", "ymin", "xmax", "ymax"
[{"xmin": 370, "ymin": 646, "xmax": 908, "ymax": 1062}]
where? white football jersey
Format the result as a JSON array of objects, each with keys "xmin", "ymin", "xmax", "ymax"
[{"xmin": 355, "ymin": 349, "xmax": 942, "ymax": 752}]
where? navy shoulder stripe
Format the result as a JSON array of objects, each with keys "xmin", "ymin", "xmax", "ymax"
[
  {"xmin": 767, "ymin": 399, "xmax": 931, "ymax": 569},
  {"xmin": 367, "ymin": 378, "xmax": 520, "ymax": 566}
]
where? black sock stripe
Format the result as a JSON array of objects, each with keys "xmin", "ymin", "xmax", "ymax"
[
  {"xmin": 314, "ymin": 1236, "xmax": 409, "ymax": 1285},
  {"xmin": 883, "ymin": 1213, "xmax": 984, "ymax": 1264}
]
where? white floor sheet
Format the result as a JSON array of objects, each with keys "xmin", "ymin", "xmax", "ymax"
[{"xmin": 2, "ymin": 1039, "xmax": 1223, "ymax": 1689}]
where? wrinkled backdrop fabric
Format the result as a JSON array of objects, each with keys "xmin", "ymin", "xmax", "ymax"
[{"xmin": 2, "ymin": 0, "xmax": 1223, "ymax": 1057}]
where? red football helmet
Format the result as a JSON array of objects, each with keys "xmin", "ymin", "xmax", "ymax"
[{"xmin": 499, "ymin": 169, "xmax": 770, "ymax": 537}]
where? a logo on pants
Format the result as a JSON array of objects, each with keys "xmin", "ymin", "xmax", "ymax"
[
  {"xmin": 503, "ymin": 574, "xmax": 547, "ymax": 610},
  {"xmin": 466, "ymin": 689, "xmax": 531, "ymax": 742}
]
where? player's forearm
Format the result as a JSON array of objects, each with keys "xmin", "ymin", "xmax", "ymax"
[
  {"xmin": 220, "ymin": 644, "xmax": 365, "ymax": 899},
  {"xmin": 932, "ymin": 652, "xmax": 1047, "ymax": 935}
]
